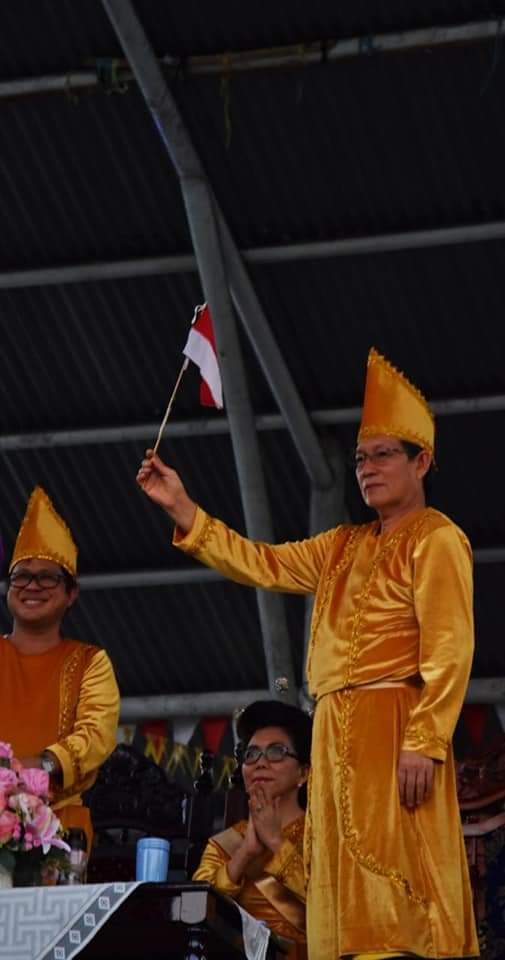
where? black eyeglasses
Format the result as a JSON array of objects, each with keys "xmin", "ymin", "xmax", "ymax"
[
  {"xmin": 242, "ymin": 743, "xmax": 298, "ymax": 765},
  {"xmin": 353, "ymin": 447, "xmax": 407, "ymax": 470},
  {"xmin": 8, "ymin": 571, "xmax": 66, "ymax": 590}
]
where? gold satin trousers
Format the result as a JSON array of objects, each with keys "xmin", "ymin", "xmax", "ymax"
[{"xmin": 305, "ymin": 687, "xmax": 478, "ymax": 959}]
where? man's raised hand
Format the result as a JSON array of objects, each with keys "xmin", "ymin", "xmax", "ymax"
[{"xmin": 136, "ymin": 450, "xmax": 197, "ymax": 532}]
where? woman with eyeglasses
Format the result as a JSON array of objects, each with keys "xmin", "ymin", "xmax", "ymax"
[{"xmin": 193, "ymin": 700, "xmax": 311, "ymax": 959}]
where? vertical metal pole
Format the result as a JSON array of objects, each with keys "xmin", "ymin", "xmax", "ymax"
[{"xmin": 102, "ymin": 0, "xmax": 297, "ymax": 699}]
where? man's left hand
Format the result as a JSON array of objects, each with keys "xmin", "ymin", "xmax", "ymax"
[{"xmin": 398, "ymin": 750, "xmax": 434, "ymax": 809}]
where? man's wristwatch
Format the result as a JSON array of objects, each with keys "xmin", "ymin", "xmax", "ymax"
[{"xmin": 40, "ymin": 751, "xmax": 58, "ymax": 776}]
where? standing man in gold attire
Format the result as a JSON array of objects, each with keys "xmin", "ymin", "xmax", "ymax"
[
  {"xmin": 0, "ymin": 487, "xmax": 120, "ymax": 853},
  {"xmin": 137, "ymin": 349, "xmax": 478, "ymax": 960}
]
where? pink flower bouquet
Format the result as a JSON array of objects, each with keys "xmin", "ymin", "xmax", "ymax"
[{"xmin": 0, "ymin": 741, "xmax": 69, "ymax": 866}]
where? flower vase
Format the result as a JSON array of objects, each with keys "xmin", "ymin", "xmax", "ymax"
[
  {"xmin": 13, "ymin": 851, "xmax": 43, "ymax": 888},
  {"xmin": 0, "ymin": 850, "xmax": 15, "ymax": 889}
]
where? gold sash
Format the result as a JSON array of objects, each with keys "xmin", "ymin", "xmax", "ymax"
[{"xmin": 213, "ymin": 826, "xmax": 306, "ymax": 934}]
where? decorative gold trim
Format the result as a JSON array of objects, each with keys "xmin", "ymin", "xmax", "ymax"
[
  {"xmin": 58, "ymin": 645, "xmax": 97, "ymax": 736},
  {"xmin": 344, "ymin": 514, "xmax": 426, "ymax": 687},
  {"xmin": 188, "ymin": 514, "xmax": 216, "ymax": 555},
  {"xmin": 10, "ymin": 550, "xmax": 75, "ymax": 574},
  {"xmin": 358, "ymin": 423, "xmax": 434, "ymax": 455},
  {"xmin": 335, "ymin": 512, "xmax": 433, "ymax": 949},
  {"xmin": 275, "ymin": 816, "xmax": 305, "ymax": 887},
  {"xmin": 337, "ymin": 690, "xmax": 432, "ymax": 922},
  {"xmin": 59, "ymin": 736, "xmax": 83, "ymax": 783},
  {"xmin": 403, "ymin": 727, "xmax": 448, "ymax": 752},
  {"xmin": 305, "ymin": 525, "xmax": 367, "ymax": 682},
  {"xmin": 54, "ymin": 643, "xmax": 98, "ymax": 796},
  {"xmin": 303, "ymin": 769, "xmax": 313, "ymax": 883},
  {"xmin": 58, "ymin": 646, "xmax": 85, "ymax": 740}
]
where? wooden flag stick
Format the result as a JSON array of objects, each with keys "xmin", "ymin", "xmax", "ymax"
[{"xmin": 153, "ymin": 358, "xmax": 189, "ymax": 455}]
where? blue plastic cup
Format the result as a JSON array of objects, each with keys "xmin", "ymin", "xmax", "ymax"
[{"xmin": 136, "ymin": 837, "xmax": 170, "ymax": 882}]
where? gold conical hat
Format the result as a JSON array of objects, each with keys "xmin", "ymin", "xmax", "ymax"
[
  {"xmin": 358, "ymin": 348, "xmax": 435, "ymax": 455},
  {"xmin": 9, "ymin": 486, "xmax": 77, "ymax": 575}
]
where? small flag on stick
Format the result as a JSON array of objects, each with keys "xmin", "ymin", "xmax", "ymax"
[
  {"xmin": 152, "ymin": 303, "xmax": 223, "ymax": 454},
  {"xmin": 183, "ymin": 303, "xmax": 223, "ymax": 409}
]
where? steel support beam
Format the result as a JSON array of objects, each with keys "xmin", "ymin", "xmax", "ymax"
[
  {"xmin": 0, "ymin": 19, "xmax": 500, "ymax": 105},
  {"xmin": 0, "ymin": 541, "xmax": 501, "ymax": 595},
  {"xmin": 1, "ymin": 394, "xmax": 505, "ymax": 452},
  {"xmin": 119, "ymin": 688, "xmax": 273, "ymax": 722},
  {"xmin": 173, "ymin": 19, "xmax": 504, "ymax": 72},
  {"xmin": 0, "ymin": 568, "xmax": 223, "ymax": 593},
  {"xmin": 217, "ymin": 216, "xmax": 333, "ymax": 490},
  {"xmin": 465, "ymin": 678, "xmax": 505, "ymax": 705},
  {"xmin": 103, "ymin": 0, "xmax": 297, "ymax": 699},
  {"xmin": 2, "ymin": 221, "xmax": 505, "ymax": 290},
  {"xmin": 119, "ymin": 675, "xmax": 505, "ymax": 720},
  {"xmin": 102, "ymin": 3, "xmax": 333, "ymax": 496},
  {"xmin": 78, "ymin": 567, "xmax": 223, "ymax": 590}
]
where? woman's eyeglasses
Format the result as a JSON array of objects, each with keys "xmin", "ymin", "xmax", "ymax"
[{"xmin": 242, "ymin": 743, "xmax": 298, "ymax": 765}]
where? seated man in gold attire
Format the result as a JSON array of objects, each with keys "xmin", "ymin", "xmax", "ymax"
[
  {"xmin": 0, "ymin": 486, "xmax": 120, "ymax": 852},
  {"xmin": 193, "ymin": 699, "xmax": 310, "ymax": 960},
  {"xmin": 137, "ymin": 349, "xmax": 478, "ymax": 960}
]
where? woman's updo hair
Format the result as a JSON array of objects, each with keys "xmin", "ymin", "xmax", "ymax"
[{"xmin": 236, "ymin": 699, "xmax": 312, "ymax": 767}]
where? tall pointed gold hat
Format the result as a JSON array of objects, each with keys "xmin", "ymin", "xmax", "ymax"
[
  {"xmin": 9, "ymin": 486, "xmax": 78, "ymax": 575},
  {"xmin": 358, "ymin": 348, "xmax": 435, "ymax": 455}
]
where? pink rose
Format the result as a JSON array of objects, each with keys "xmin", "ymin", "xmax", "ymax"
[
  {"xmin": 0, "ymin": 809, "xmax": 19, "ymax": 844},
  {"xmin": 20, "ymin": 768, "xmax": 49, "ymax": 798},
  {"xmin": 0, "ymin": 790, "xmax": 6, "ymax": 815},
  {"xmin": 0, "ymin": 768, "xmax": 17, "ymax": 791},
  {"xmin": 0, "ymin": 743, "xmax": 13, "ymax": 761}
]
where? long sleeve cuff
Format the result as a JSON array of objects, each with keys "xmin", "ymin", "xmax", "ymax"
[
  {"xmin": 402, "ymin": 726, "xmax": 449, "ymax": 762},
  {"xmin": 173, "ymin": 506, "xmax": 212, "ymax": 553},
  {"xmin": 46, "ymin": 741, "xmax": 77, "ymax": 790}
]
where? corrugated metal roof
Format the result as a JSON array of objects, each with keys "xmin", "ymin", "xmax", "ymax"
[
  {"xmin": 2, "ymin": 0, "xmax": 505, "ymax": 75},
  {"xmin": 0, "ymin": 91, "xmax": 190, "ymax": 269},
  {"xmin": 177, "ymin": 42, "xmax": 505, "ymax": 245},
  {"xmin": 2, "ymin": 40, "xmax": 505, "ymax": 268},
  {"xmin": 0, "ymin": 5, "xmax": 503, "ymax": 702}
]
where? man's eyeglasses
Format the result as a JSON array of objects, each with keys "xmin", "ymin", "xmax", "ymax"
[
  {"xmin": 242, "ymin": 743, "xmax": 298, "ymax": 765},
  {"xmin": 353, "ymin": 447, "xmax": 407, "ymax": 470},
  {"xmin": 8, "ymin": 571, "xmax": 66, "ymax": 590}
]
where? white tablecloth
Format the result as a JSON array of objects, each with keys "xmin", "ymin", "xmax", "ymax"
[{"xmin": 0, "ymin": 882, "xmax": 139, "ymax": 960}]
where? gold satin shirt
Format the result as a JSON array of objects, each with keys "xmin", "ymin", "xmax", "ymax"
[
  {"xmin": 175, "ymin": 505, "xmax": 473, "ymax": 762},
  {"xmin": 193, "ymin": 816, "xmax": 307, "ymax": 958},
  {"xmin": 0, "ymin": 636, "xmax": 120, "ymax": 847}
]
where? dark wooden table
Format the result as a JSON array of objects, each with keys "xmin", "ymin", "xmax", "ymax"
[{"xmin": 79, "ymin": 881, "xmax": 288, "ymax": 959}]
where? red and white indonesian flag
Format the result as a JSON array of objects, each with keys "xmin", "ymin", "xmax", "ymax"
[{"xmin": 183, "ymin": 303, "xmax": 223, "ymax": 409}]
